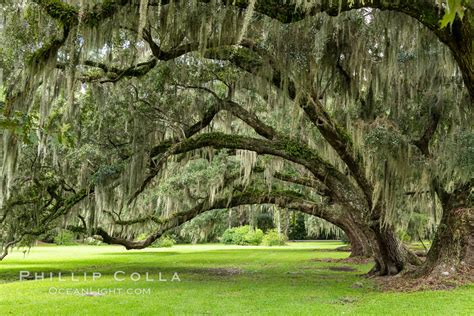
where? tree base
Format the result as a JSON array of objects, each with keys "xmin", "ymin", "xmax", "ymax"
[
  {"xmin": 412, "ymin": 207, "xmax": 473, "ymax": 279},
  {"xmin": 375, "ymin": 264, "xmax": 474, "ymax": 292}
]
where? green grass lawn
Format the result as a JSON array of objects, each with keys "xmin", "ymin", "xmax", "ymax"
[{"xmin": 0, "ymin": 242, "xmax": 472, "ymax": 315}]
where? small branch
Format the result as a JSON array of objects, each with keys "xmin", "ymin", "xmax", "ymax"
[
  {"xmin": 272, "ymin": 171, "xmax": 332, "ymax": 199},
  {"xmin": 0, "ymin": 239, "xmax": 19, "ymax": 261},
  {"xmin": 78, "ymin": 214, "xmax": 88, "ymax": 231},
  {"xmin": 417, "ymin": 232, "xmax": 429, "ymax": 252},
  {"xmin": 412, "ymin": 109, "xmax": 441, "ymax": 157}
]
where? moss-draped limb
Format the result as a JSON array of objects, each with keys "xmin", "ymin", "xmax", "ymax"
[
  {"xmin": 32, "ymin": 0, "xmax": 131, "ymax": 27},
  {"xmin": 219, "ymin": 0, "xmax": 473, "ymax": 100},
  {"xmin": 97, "ymin": 190, "xmax": 302, "ymax": 249},
  {"xmin": 0, "ymin": 186, "xmax": 90, "ymax": 261},
  {"xmin": 140, "ymin": 83, "xmax": 355, "ymax": 202},
  {"xmin": 97, "ymin": 187, "xmax": 346, "ymax": 250},
  {"xmin": 251, "ymin": 166, "xmax": 332, "ymax": 198},
  {"xmin": 146, "ymin": 132, "xmax": 362, "ymax": 207},
  {"xmin": 141, "ymin": 88, "xmax": 363, "ymax": 208},
  {"xmin": 163, "ymin": 0, "xmax": 471, "ymax": 99},
  {"xmin": 32, "ymin": 0, "xmax": 78, "ymax": 25},
  {"xmin": 33, "ymin": 1, "xmax": 472, "ymax": 99},
  {"xmin": 205, "ymin": 45, "xmax": 373, "ymax": 209},
  {"xmin": 301, "ymin": 96, "xmax": 373, "ymax": 209},
  {"xmin": 0, "ymin": 239, "xmax": 19, "ymax": 261},
  {"xmin": 176, "ymin": 84, "xmax": 277, "ymax": 140}
]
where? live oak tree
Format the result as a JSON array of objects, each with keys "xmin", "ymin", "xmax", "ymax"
[{"xmin": 0, "ymin": 1, "xmax": 472, "ymax": 278}]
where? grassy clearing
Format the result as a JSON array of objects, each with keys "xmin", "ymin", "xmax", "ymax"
[{"xmin": 0, "ymin": 242, "xmax": 472, "ymax": 315}]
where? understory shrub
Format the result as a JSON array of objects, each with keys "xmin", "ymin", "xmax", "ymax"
[
  {"xmin": 221, "ymin": 226, "xmax": 275, "ymax": 246},
  {"xmin": 53, "ymin": 229, "xmax": 76, "ymax": 245},
  {"xmin": 155, "ymin": 236, "xmax": 176, "ymax": 248},
  {"xmin": 136, "ymin": 234, "xmax": 176, "ymax": 248},
  {"xmin": 262, "ymin": 229, "xmax": 287, "ymax": 246},
  {"xmin": 244, "ymin": 228, "xmax": 264, "ymax": 245},
  {"xmin": 221, "ymin": 227, "xmax": 239, "ymax": 244},
  {"xmin": 39, "ymin": 228, "xmax": 60, "ymax": 243}
]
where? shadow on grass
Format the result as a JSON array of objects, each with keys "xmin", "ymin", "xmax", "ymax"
[
  {"xmin": 99, "ymin": 247, "xmax": 349, "ymax": 256},
  {"xmin": 0, "ymin": 264, "xmax": 366, "ymax": 285}
]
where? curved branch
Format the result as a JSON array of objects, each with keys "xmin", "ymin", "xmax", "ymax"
[
  {"xmin": 148, "ymin": 87, "xmax": 277, "ymax": 163},
  {"xmin": 0, "ymin": 239, "xmax": 19, "ymax": 261},
  {"xmin": 303, "ymin": 96, "xmax": 373, "ymax": 208},
  {"xmin": 272, "ymin": 171, "xmax": 332, "ymax": 199},
  {"xmin": 140, "ymin": 132, "xmax": 360, "ymax": 209},
  {"xmin": 251, "ymin": 165, "xmax": 331, "ymax": 198},
  {"xmin": 205, "ymin": 45, "xmax": 373, "ymax": 208},
  {"xmin": 412, "ymin": 108, "xmax": 441, "ymax": 157},
  {"xmin": 177, "ymin": 84, "xmax": 277, "ymax": 140},
  {"xmin": 34, "ymin": 0, "xmax": 471, "ymax": 99},
  {"xmin": 97, "ymin": 189, "xmax": 339, "ymax": 249}
]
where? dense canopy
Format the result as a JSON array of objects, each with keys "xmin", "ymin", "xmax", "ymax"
[{"xmin": 0, "ymin": 0, "xmax": 472, "ymax": 279}]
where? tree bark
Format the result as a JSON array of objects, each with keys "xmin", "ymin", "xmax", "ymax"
[
  {"xmin": 436, "ymin": 11, "xmax": 474, "ymax": 102},
  {"xmin": 339, "ymin": 219, "xmax": 372, "ymax": 258},
  {"xmin": 368, "ymin": 223, "xmax": 420, "ymax": 275},
  {"xmin": 415, "ymin": 186, "xmax": 473, "ymax": 277}
]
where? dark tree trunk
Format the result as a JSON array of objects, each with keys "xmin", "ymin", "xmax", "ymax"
[
  {"xmin": 419, "ymin": 207, "xmax": 473, "ymax": 276},
  {"xmin": 415, "ymin": 186, "xmax": 473, "ymax": 277},
  {"xmin": 444, "ymin": 13, "xmax": 473, "ymax": 102},
  {"xmin": 358, "ymin": 201, "xmax": 423, "ymax": 275},
  {"xmin": 340, "ymin": 220, "xmax": 372, "ymax": 258},
  {"xmin": 367, "ymin": 221, "xmax": 421, "ymax": 276}
]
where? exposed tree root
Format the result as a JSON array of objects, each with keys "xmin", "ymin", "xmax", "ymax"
[{"xmin": 374, "ymin": 265, "xmax": 473, "ymax": 292}]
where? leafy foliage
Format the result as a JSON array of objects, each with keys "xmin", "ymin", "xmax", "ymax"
[
  {"xmin": 440, "ymin": 0, "xmax": 466, "ymax": 28},
  {"xmin": 262, "ymin": 229, "xmax": 287, "ymax": 246},
  {"xmin": 221, "ymin": 226, "xmax": 264, "ymax": 246},
  {"xmin": 53, "ymin": 229, "xmax": 76, "ymax": 245},
  {"xmin": 0, "ymin": 0, "xmax": 471, "ymax": 276},
  {"xmin": 288, "ymin": 213, "xmax": 306, "ymax": 240},
  {"xmin": 155, "ymin": 236, "xmax": 176, "ymax": 248}
]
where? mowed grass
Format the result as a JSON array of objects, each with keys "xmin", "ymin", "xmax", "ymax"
[{"xmin": 0, "ymin": 242, "xmax": 472, "ymax": 315}]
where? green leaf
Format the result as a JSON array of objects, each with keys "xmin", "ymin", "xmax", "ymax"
[{"xmin": 440, "ymin": 0, "xmax": 466, "ymax": 29}]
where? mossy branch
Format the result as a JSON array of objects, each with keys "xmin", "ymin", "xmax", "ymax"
[{"xmin": 96, "ymin": 188, "xmax": 337, "ymax": 249}]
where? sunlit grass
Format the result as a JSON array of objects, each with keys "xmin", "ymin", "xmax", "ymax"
[{"xmin": 0, "ymin": 242, "xmax": 472, "ymax": 315}]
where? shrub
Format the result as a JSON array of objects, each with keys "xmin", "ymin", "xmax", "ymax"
[
  {"xmin": 262, "ymin": 229, "xmax": 287, "ymax": 246},
  {"xmin": 221, "ymin": 226, "xmax": 249, "ymax": 245},
  {"xmin": 232, "ymin": 226, "xmax": 251, "ymax": 245},
  {"xmin": 244, "ymin": 228, "xmax": 264, "ymax": 245},
  {"xmin": 137, "ymin": 234, "xmax": 176, "ymax": 248},
  {"xmin": 53, "ymin": 230, "xmax": 76, "ymax": 245},
  {"xmin": 221, "ymin": 226, "xmax": 264, "ymax": 245},
  {"xmin": 221, "ymin": 227, "xmax": 238, "ymax": 244},
  {"xmin": 40, "ymin": 228, "xmax": 60, "ymax": 243},
  {"xmin": 154, "ymin": 236, "xmax": 176, "ymax": 248}
]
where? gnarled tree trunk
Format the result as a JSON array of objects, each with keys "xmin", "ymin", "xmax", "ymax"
[
  {"xmin": 364, "ymin": 204, "xmax": 421, "ymax": 275},
  {"xmin": 338, "ymin": 218, "xmax": 372, "ymax": 258},
  {"xmin": 415, "ymin": 186, "xmax": 473, "ymax": 277},
  {"xmin": 420, "ymin": 207, "xmax": 473, "ymax": 276},
  {"xmin": 368, "ymin": 223, "xmax": 421, "ymax": 275}
]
